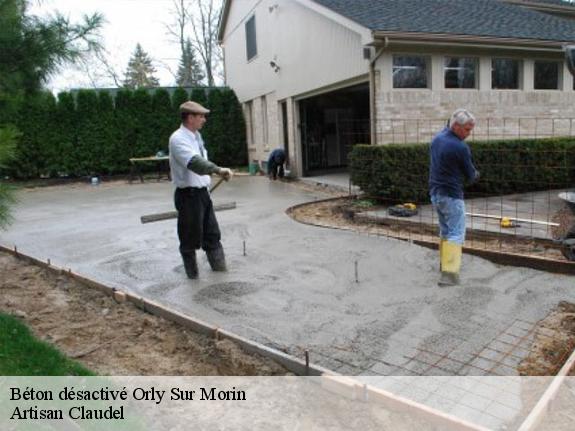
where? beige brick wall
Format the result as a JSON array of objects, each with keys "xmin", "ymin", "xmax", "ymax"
[{"xmin": 375, "ymin": 90, "xmax": 575, "ymax": 144}]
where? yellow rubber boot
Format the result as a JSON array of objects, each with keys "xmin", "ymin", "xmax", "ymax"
[{"xmin": 439, "ymin": 241, "xmax": 462, "ymax": 286}]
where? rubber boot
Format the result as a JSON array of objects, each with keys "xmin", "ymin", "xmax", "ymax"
[
  {"xmin": 206, "ymin": 246, "xmax": 227, "ymax": 272},
  {"xmin": 181, "ymin": 251, "xmax": 198, "ymax": 279},
  {"xmin": 438, "ymin": 241, "xmax": 461, "ymax": 286}
]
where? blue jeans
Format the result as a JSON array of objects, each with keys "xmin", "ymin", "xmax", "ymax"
[{"xmin": 431, "ymin": 193, "xmax": 466, "ymax": 245}]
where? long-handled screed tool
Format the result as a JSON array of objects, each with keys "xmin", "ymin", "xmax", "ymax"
[{"xmin": 140, "ymin": 177, "xmax": 234, "ymax": 224}]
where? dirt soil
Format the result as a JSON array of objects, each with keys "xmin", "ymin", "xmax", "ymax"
[
  {"xmin": 0, "ymin": 251, "xmax": 288, "ymax": 375},
  {"xmin": 518, "ymin": 301, "xmax": 575, "ymax": 377},
  {"xmin": 288, "ymin": 195, "xmax": 575, "ymax": 376},
  {"xmin": 0, "ymin": 250, "xmax": 446, "ymax": 431}
]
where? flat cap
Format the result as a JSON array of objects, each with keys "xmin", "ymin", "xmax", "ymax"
[{"xmin": 180, "ymin": 100, "xmax": 210, "ymax": 114}]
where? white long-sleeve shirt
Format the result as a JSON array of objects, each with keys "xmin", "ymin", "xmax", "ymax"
[{"xmin": 169, "ymin": 125, "xmax": 211, "ymax": 188}]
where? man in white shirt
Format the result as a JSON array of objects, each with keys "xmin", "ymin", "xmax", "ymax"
[{"xmin": 169, "ymin": 100, "xmax": 233, "ymax": 279}]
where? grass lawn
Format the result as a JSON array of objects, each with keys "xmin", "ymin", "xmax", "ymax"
[{"xmin": 0, "ymin": 312, "xmax": 94, "ymax": 376}]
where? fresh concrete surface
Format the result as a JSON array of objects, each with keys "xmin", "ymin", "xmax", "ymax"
[{"xmin": 2, "ymin": 176, "xmax": 575, "ymax": 378}]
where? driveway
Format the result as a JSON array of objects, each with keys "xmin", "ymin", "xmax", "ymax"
[{"xmin": 2, "ymin": 176, "xmax": 574, "ymax": 377}]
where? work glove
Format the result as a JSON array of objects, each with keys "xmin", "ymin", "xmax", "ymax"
[{"xmin": 217, "ymin": 167, "xmax": 233, "ymax": 181}]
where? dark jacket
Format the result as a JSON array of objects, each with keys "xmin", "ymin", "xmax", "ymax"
[
  {"xmin": 267, "ymin": 148, "xmax": 286, "ymax": 167},
  {"xmin": 429, "ymin": 127, "xmax": 478, "ymax": 199}
]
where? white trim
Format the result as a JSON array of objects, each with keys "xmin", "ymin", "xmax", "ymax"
[
  {"xmin": 294, "ymin": 0, "xmax": 373, "ymax": 45},
  {"xmin": 293, "ymin": 75, "xmax": 369, "ymax": 101}
]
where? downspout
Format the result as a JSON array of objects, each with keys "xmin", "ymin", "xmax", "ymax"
[{"xmin": 369, "ymin": 38, "xmax": 387, "ymax": 146}]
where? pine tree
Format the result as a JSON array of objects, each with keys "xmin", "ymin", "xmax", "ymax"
[
  {"xmin": 0, "ymin": 0, "xmax": 102, "ymax": 225},
  {"xmin": 123, "ymin": 43, "xmax": 160, "ymax": 89},
  {"xmin": 176, "ymin": 38, "xmax": 205, "ymax": 87}
]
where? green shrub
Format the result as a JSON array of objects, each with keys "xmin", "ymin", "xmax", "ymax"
[
  {"xmin": 3, "ymin": 87, "xmax": 248, "ymax": 178},
  {"xmin": 349, "ymin": 137, "xmax": 575, "ymax": 202}
]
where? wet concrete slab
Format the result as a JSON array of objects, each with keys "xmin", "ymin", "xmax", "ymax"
[{"xmin": 2, "ymin": 176, "xmax": 575, "ymax": 377}]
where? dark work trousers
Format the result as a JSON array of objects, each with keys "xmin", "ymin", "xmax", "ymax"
[
  {"xmin": 174, "ymin": 187, "xmax": 222, "ymax": 255},
  {"xmin": 269, "ymin": 162, "xmax": 285, "ymax": 180}
]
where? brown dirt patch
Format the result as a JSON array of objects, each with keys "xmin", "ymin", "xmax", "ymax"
[
  {"xmin": 518, "ymin": 301, "xmax": 575, "ymax": 377},
  {"xmin": 290, "ymin": 197, "xmax": 571, "ymax": 260},
  {"xmin": 551, "ymin": 207, "xmax": 575, "ymax": 240},
  {"xmin": 0, "ymin": 251, "xmax": 289, "ymax": 375}
]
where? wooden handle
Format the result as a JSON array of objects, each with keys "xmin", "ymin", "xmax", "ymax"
[{"xmin": 210, "ymin": 177, "xmax": 225, "ymax": 193}]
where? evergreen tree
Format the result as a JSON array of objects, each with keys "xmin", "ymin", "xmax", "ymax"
[
  {"xmin": 176, "ymin": 38, "xmax": 204, "ymax": 87},
  {"xmin": 132, "ymin": 88, "xmax": 155, "ymax": 156},
  {"xmin": 0, "ymin": 0, "xmax": 102, "ymax": 224},
  {"xmin": 0, "ymin": 126, "xmax": 18, "ymax": 228},
  {"xmin": 123, "ymin": 43, "xmax": 160, "ymax": 89},
  {"xmin": 114, "ymin": 89, "xmax": 138, "ymax": 159},
  {"xmin": 151, "ymin": 89, "xmax": 174, "ymax": 153},
  {"xmin": 171, "ymin": 87, "xmax": 189, "ymax": 113},
  {"xmin": 54, "ymin": 92, "xmax": 78, "ymax": 176}
]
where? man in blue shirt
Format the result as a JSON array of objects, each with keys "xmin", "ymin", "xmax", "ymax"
[
  {"xmin": 267, "ymin": 148, "xmax": 286, "ymax": 180},
  {"xmin": 429, "ymin": 109, "xmax": 479, "ymax": 286}
]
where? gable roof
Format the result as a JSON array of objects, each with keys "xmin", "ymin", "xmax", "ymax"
[{"xmin": 311, "ymin": 0, "xmax": 575, "ymax": 43}]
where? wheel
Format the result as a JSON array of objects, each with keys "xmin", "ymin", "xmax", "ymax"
[
  {"xmin": 562, "ymin": 229, "xmax": 575, "ymax": 261},
  {"xmin": 562, "ymin": 244, "xmax": 575, "ymax": 261}
]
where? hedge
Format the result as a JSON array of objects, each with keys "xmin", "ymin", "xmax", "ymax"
[
  {"xmin": 349, "ymin": 137, "xmax": 575, "ymax": 202},
  {"xmin": 1, "ymin": 87, "xmax": 247, "ymax": 179}
]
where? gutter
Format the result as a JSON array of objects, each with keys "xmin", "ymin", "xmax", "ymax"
[
  {"xmin": 373, "ymin": 31, "xmax": 572, "ymax": 52},
  {"xmin": 369, "ymin": 39, "xmax": 386, "ymax": 146}
]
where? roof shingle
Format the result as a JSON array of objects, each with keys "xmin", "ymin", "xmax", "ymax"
[{"xmin": 312, "ymin": 0, "xmax": 575, "ymax": 42}]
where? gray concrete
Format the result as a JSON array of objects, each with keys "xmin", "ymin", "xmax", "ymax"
[
  {"xmin": 300, "ymin": 172, "xmax": 360, "ymax": 194},
  {"xmin": 2, "ymin": 177, "xmax": 575, "ymax": 379}
]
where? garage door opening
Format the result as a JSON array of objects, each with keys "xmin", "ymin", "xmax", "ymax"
[{"xmin": 299, "ymin": 83, "xmax": 369, "ymax": 176}]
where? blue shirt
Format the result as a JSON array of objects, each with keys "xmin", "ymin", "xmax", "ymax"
[
  {"xmin": 267, "ymin": 148, "xmax": 286, "ymax": 166},
  {"xmin": 429, "ymin": 127, "xmax": 478, "ymax": 199}
]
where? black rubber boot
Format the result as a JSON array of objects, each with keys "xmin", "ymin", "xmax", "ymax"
[
  {"xmin": 206, "ymin": 246, "xmax": 227, "ymax": 272},
  {"xmin": 181, "ymin": 251, "xmax": 198, "ymax": 279},
  {"xmin": 438, "ymin": 271, "xmax": 460, "ymax": 287}
]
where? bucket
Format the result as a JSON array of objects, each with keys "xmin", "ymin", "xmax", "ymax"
[{"xmin": 248, "ymin": 161, "xmax": 259, "ymax": 175}]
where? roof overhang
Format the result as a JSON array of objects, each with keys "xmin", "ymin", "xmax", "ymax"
[
  {"xmin": 295, "ymin": 0, "xmax": 374, "ymax": 45},
  {"xmin": 373, "ymin": 30, "xmax": 573, "ymax": 52},
  {"xmin": 217, "ymin": 0, "xmax": 231, "ymax": 43}
]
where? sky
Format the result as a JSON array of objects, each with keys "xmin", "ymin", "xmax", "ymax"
[{"xmin": 30, "ymin": 0, "xmax": 204, "ymax": 92}]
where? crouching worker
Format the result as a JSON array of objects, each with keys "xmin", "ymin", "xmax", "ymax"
[
  {"xmin": 267, "ymin": 148, "xmax": 286, "ymax": 180},
  {"xmin": 169, "ymin": 101, "xmax": 233, "ymax": 279},
  {"xmin": 429, "ymin": 108, "xmax": 480, "ymax": 286}
]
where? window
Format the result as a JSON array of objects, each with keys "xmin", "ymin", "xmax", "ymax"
[
  {"xmin": 393, "ymin": 56, "xmax": 429, "ymax": 88},
  {"xmin": 492, "ymin": 58, "xmax": 520, "ymax": 89},
  {"xmin": 534, "ymin": 61, "xmax": 559, "ymax": 90},
  {"xmin": 444, "ymin": 57, "xmax": 477, "ymax": 89},
  {"xmin": 245, "ymin": 15, "xmax": 257, "ymax": 61}
]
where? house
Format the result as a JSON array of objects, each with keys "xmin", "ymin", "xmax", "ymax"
[{"xmin": 218, "ymin": 0, "xmax": 575, "ymax": 177}]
